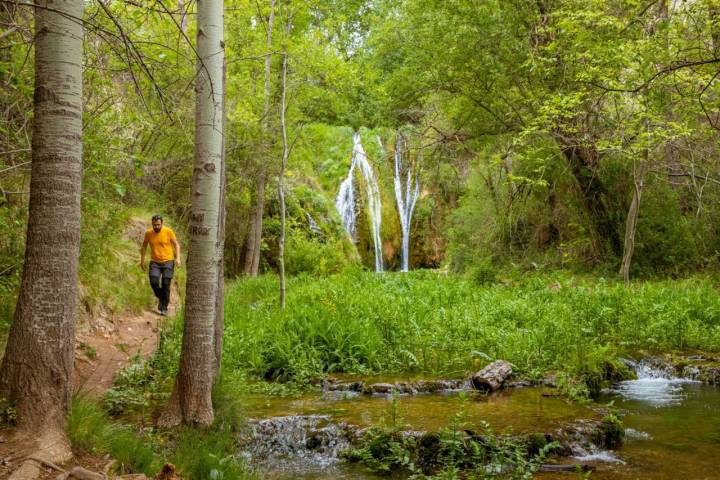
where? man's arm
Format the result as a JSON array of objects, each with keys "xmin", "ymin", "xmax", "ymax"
[
  {"xmin": 140, "ymin": 239, "xmax": 148, "ymax": 270},
  {"xmin": 173, "ymin": 238, "xmax": 181, "ymax": 267}
]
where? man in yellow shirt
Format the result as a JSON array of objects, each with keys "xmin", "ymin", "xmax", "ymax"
[{"xmin": 140, "ymin": 215, "xmax": 181, "ymax": 316}]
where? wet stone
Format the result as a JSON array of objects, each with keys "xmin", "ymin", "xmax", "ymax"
[
  {"xmin": 367, "ymin": 382, "xmax": 396, "ymax": 394},
  {"xmin": 238, "ymin": 415, "xmax": 354, "ymax": 475},
  {"xmin": 324, "ymin": 377, "xmax": 468, "ymax": 396},
  {"xmin": 325, "ymin": 380, "xmax": 365, "ymax": 392}
]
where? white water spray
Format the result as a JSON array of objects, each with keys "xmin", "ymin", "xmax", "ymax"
[
  {"xmin": 336, "ymin": 132, "xmax": 384, "ymax": 272},
  {"xmin": 610, "ymin": 359, "xmax": 697, "ymax": 407},
  {"xmin": 393, "ymin": 133, "xmax": 420, "ymax": 272},
  {"xmin": 335, "ymin": 164, "xmax": 356, "ymax": 239}
]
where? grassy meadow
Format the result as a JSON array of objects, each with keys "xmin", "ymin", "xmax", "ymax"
[{"xmin": 222, "ymin": 270, "xmax": 720, "ymax": 393}]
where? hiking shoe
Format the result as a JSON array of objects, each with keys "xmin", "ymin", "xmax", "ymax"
[{"xmin": 160, "ymin": 309, "xmax": 167, "ymax": 316}]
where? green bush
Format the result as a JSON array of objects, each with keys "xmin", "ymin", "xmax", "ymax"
[{"xmin": 285, "ymin": 235, "xmax": 350, "ymax": 276}]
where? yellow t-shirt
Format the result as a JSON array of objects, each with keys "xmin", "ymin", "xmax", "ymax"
[{"xmin": 144, "ymin": 227, "xmax": 177, "ymax": 263}]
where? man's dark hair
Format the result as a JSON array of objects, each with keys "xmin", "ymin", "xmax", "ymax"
[{"xmin": 152, "ymin": 215, "xmax": 163, "ymax": 222}]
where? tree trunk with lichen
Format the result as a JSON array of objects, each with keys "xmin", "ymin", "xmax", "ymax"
[
  {"xmin": 561, "ymin": 143, "xmax": 622, "ymax": 260},
  {"xmin": 0, "ymin": 0, "xmax": 83, "ymax": 459},
  {"xmin": 160, "ymin": 0, "xmax": 224, "ymax": 427}
]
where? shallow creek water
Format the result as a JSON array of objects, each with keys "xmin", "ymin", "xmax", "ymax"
[
  {"xmin": 239, "ymin": 372, "xmax": 720, "ymax": 479},
  {"xmin": 574, "ymin": 381, "xmax": 720, "ymax": 479},
  {"xmin": 239, "ymin": 377, "xmax": 594, "ymax": 479}
]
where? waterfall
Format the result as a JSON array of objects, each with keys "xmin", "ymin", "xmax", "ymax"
[
  {"xmin": 335, "ymin": 164, "xmax": 356, "ymax": 240},
  {"xmin": 393, "ymin": 133, "xmax": 420, "ymax": 272},
  {"xmin": 609, "ymin": 359, "xmax": 697, "ymax": 407},
  {"xmin": 238, "ymin": 415, "xmax": 353, "ymax": 476},
  {"xmin": 336, "ymin": 132, "xmax": 384, "ymax": 272}
]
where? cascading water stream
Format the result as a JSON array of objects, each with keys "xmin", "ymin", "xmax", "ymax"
[
  {"xmin": 335, "ymin": 132, "xmax": 384, "ymax": 272},
  {"xmin": 335, "ymin": 164, "xmax": 356, "ymax": 240},
  {"xmin": 610, "ymin": 358, "xmax": 697, "ymax": 407},
  {"xmin": 393, "ymin": 133, "xmax": 420, "ymax": 272}
]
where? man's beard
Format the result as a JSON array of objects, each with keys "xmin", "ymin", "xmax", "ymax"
[{"xmin": 153, "ymin": 227, "xmax": 161, "ymax": 233}]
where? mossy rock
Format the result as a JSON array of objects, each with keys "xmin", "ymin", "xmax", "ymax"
[{"xmin": 595, "ymin": 414, "xmax": 624, "ymax": 448}]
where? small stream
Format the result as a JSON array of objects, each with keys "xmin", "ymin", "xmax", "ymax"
[
  {"xmin": 572, "ymin": 362, "xmax": 720, "ymax": 480},
  {"xmin": 238, "ymin": 366, "xmax": 720, "ymax": 479}
]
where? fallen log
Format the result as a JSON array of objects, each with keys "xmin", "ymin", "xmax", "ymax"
[{"xmin": 471, "ymin": 360, "xmax": 513, "ymax": 392}]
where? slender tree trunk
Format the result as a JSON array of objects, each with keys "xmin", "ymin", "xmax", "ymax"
[
  {"xmin": 621, "ymin": 7, "xmax": 665, "ymax": 285},
  {"xmin": 160, "ymin": 0, "xmax": 224, "ymax": 427},
  {"xmin": 0, "ymin": 0, "xmax": 83, "ymax": 458},
  {"xmin": 243, "ymin": 174, "xmax": 265, "ymax": 275},
  {"xmin": 243, "ymin": 0, "xmax": 275, "ymax": 277},
  {"xmin": 278, "ymin": 30, "xmax": 288, "ymax": 309},
  {"xmin": 0, "ymin": 1, "xmax": 17, "ymax": 85},
  {"xmin": 711, "ymin": 3, "xmax": 720, "ymax": 52},
  {"xmin": 214, "ymin": 59, "xmax": 227, "ymax": 378},
  {"xmin": 619, "ymin": 162, "xmax": 646, "ymax": 286}
]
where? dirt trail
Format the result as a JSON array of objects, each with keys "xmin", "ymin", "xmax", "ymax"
[
  {"xmin": 74, "ymin": 283, "xmax": 180, "ymax": 396},
  {"xmin": 74, "ymin": 311, "xmax": 161, "ymax": 396}
]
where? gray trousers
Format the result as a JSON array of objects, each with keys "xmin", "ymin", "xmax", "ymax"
[{"xmin": 149, "ymin": 260, "xmax": 174, "ymax": 309}]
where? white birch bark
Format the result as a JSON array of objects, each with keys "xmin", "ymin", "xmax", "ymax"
[{"xmin": 161, "ymin": 0, "xmax": 224, "ymax": 427}]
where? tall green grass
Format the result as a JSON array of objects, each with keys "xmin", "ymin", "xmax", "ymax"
[
  {"xmin": 68, "ymin": 399, "xmax": 160, "ymax": 475},
  {"xmin": 68, "ymin": 396, "xmax": 255, "ymax": 480},
  {"xmin": 223, "ymin": 271, "xmax": 720, "ymax": 385}
]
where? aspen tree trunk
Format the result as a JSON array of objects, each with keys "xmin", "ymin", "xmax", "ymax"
[
  {"xmin": 243, "ymin": 0, "xmax": 275, "ymax": 277},
  {"xmin": 160, "ymin": 0, "xmax": 224, "ymax": 427},
  {"xmin": 214, "ymin": 59, "xmax": 227, "ymax": 378},
  {"xmin": 278, "ymin": 33, "xmax": 288, "ymax": 309},
  {"xmin": 0, "ymin": 0, "xmax": 83, "ymax": 456}
]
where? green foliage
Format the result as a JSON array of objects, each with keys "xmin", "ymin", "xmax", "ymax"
[
  {"xmin": 596, "ymin": 414, "xmax": 625, "ymax": 448},
  {"xmin": 0, "ymin": 396, "xmax": 17, "ymax": 426},
  {"xmin": 103, "ymin": 318, "xmax": 183, "ymax": 418},
  {"xmin": 284, "ymin": 235, "xmax": 351, "ymax": 276},
  {"xmin": 343, "ymin": 394, "xmax": 557, "ymax": 479},
  {"xmin": 171, "ymin": 427, "xmax": 253, "ymax": 480},
  {"xmin": 104, "ymin": 358, "xmax": 153, "ymax": 416},
  {"xmin": 69, "ymin": 392, "xmax": 255, "ymax": 480},
  {"xmin": 466, "ymin": 258, "xmax": 498, "ymax": 286},
  {"xmin": 68, "ymin": 399, "xmax": 160, "ymax": 475},
  {"xmin": 224, "ymin": 271, "xmax": 720, "ymax": 392}
]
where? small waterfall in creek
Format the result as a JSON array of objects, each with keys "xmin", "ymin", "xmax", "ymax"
[
  {"xmin": 609, "ymin": 358, "xmax": 698, "ymax": 407},
  {"xmin": 238, "ymin": 415, "xmax": 354, "ymax": 477},
  {"xmin": 393, "ymin": 133, "xmax": 420, "ymax": 272},
  {"xmin": 336, "ymin": 132, "xmax": 384, "ymax": 272}
]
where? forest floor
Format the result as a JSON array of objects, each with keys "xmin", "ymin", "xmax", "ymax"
[{"xmin": 0, "ymin": 283, "xmax": 180, "ymax": 480}]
